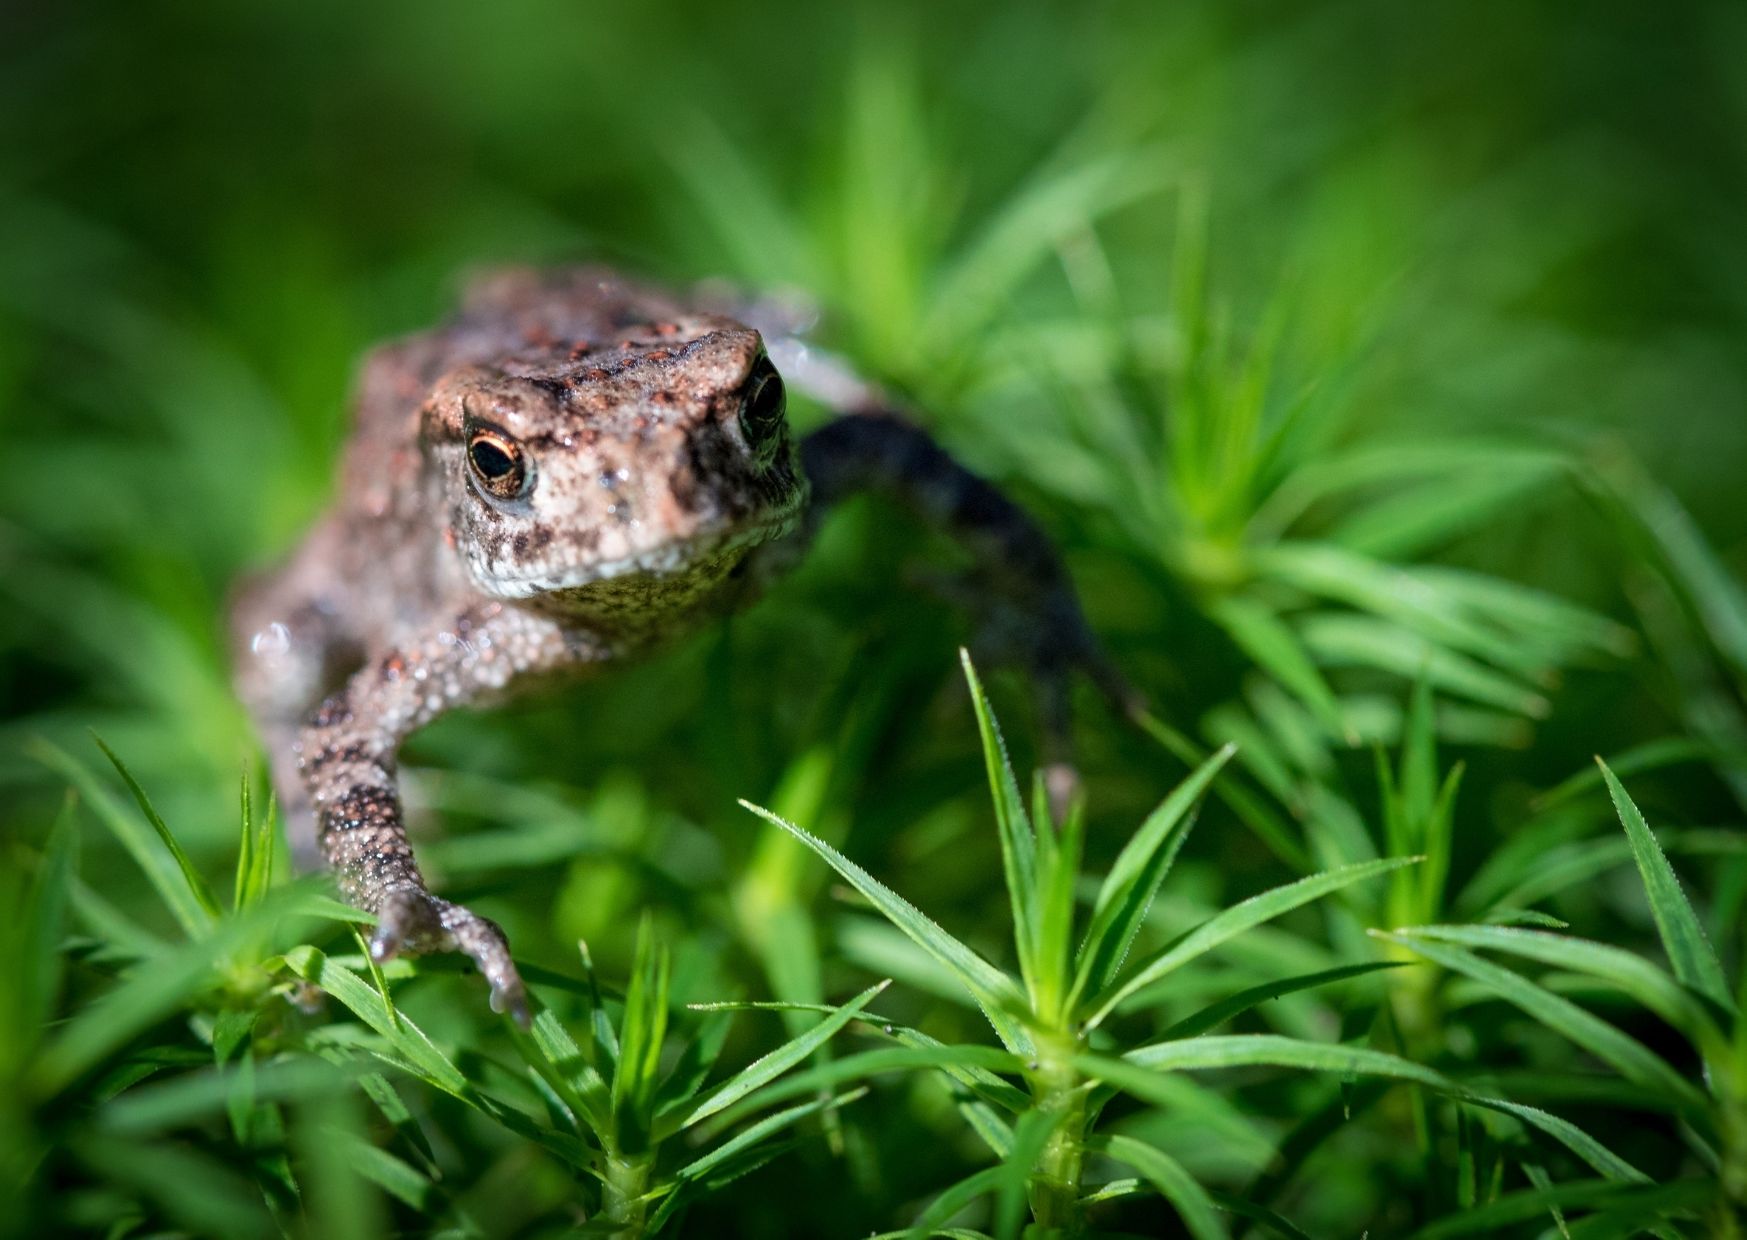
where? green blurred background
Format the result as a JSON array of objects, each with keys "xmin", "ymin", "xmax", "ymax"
[{"xmin": 7, "ymin": 0, "xmax": 1747, "ymax": 1235}]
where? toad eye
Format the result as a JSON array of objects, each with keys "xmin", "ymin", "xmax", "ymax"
[
  {"xmin": 467, "ymin": 428, "xmax": 530, "ymax": 499},
  {"xmin": 739, "ymin": 356, "xmax": 787, "ymax": 460}
]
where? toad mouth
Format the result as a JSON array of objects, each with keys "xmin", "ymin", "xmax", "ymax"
[{"xmin": 485, "ymin": 510, "xmax": 801, "ymax": 599}]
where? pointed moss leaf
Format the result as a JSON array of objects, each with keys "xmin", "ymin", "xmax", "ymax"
[
  {"xmin": 695, "ymin": 1044, "xmax": 1029, "ymax": 1126},
  {"xmin": 576, "ymin": 938, "xmax": 621, "ymax": 1071},
  {"xmin": 961, "ymin": 651, "xmax": 1039, "ymax": 989},
  {"xmin": 1466, "ymin": 1097, "xmax": 1649, "ymax": 1185},
  {"xmin": 1104, "ymin": 1036, "xmax": 1649, "ymax": 1187},
  {"xmin": 1406, "ymin": 1181, "xmax": 1661, "ymax": 1240},
  {"xmin": 665, "ymin": 979, "xmax": 887, "ymax": 1133},
  {"xmin": 612, "ymin": 916, "xmax": 671, "ymax": 1149},
  {"xmin": 676, "ymin": 1087, "xmax": 866, "ymax": 1185},
  {"xmin": 1158, "ymin": 961, "xmax": 1405, "ymax": 1042},
  {"xmin": 1597, "ymin": 760, "xmax": 1732, "ymax": 1012},
  {"xmin": 1374, "ymin": 932, "xmax": 1708, "ymax": 1116},
  {"xmin": 1401, "ymin": 677, "xmax": 1437, "ymax": 825},
  {"xmin": 683, "ymin": 1001, "xmax": 1032, "ymax": 1115},
  {"xmin": 234, "ymin": 771, "xmax": 253, "ymax": 912},
  {"xmin": 740, "ymin": 801, "xmax": 1028, "ymax": 1046},
  {"xmin": 960, "ymin": 1097, "xmax": 1017, "ymax": 1160},
  {"xmin": 655, "ymin": 1011, "xmax": 735, "ymax": 1117},
  {"xmin": 337, "ymin": 1135, "xmax": 441, "ymax": 1213},
  {"xmin": 650, "ymin": 1088, "xmax": 868, "ymax": 1231},
  {"xmin": 1329, "ymin": 461, "xmax": 1563, "ymax": 562},
  {"xmin": 92, "ymin": 735, "xmax": 222, "ymax": 923},
  {"xmin": 284, "ymin": 946, "xmax": 470, "ymax": 1097},
  {"xmin": 1029, "ymin": 788, "xmax": 1084, "ymax": 1021},
  {"xmin": 1095, "ymin": 1135, "xmax": 1228, "ymax": 1240},
  {"xmin": 1074, "ymin": 744, "xmax": 1236, "ymax": 1006},
  {"xmin": 991, "ymin": 1107, "xmax": 1061, "ymax": 1240},
  {"xmin": 1203, "ymin": 1190, "xmax": 1315, "ymax": 1240},
  {"xmin": 908, "ymin": 1165, "xmax": 1005, "ymax": 1238},
  {"xmin": 1086, "ymin": 856, "xmax": 1419, "ymax": 1028},
  {"xmin": 1094, "ymin": 1037, "xmax": 1451, "ymax": 1091},
  {"xmin": 526, "ymin": 1009, "xmax": 612, "ymax": 1141}
]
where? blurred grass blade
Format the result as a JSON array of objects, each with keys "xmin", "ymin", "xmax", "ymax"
[
  {"xmin": 1534, "ymin": 738, "xmax": 1706, "ymax": 811},
  {"xmin": 1095, "ymin": 1134, "xmax": 1227, "ymax": 1240},
  {"xmin": 333, "ymin": 1131, "xmax": 442, "ymax": 1213},
  {"xmin": 740, "ymin": 800, "xmax": 1029, "ymax": 1049},
  {"xmin": 1391, "ymin": 924, "xmax": 1724, "ymax": 1045},
  {"xmin": 91, "ymin": 734, "xmax": 222, "ymax": 922},
  {"xmin": 31, "ymin": 738, "xmax": 210, "ymax": 936},
  {"xmin": 1134, "ymin": 711, "xmax": 1310, "ymax": 870},
  {"xmin": 73, "ymin": 1132, "xmax": 272, "ymax": 1236},
  {"xmin": 1373, "ymin": 932, "xmax": 1710, "ymax": 1118},
  {"xmin": 923, "ymin": 148, "xmax": 1169, "ymax": 348},
  {"xmin": 654, "ymin": 1010, "xmax": 734, "ymax": 1116},
  {"xmin": 1597, "ymin": 759, "xmax": 1732, "ymax": 1012},
  {"xmin": 1257, "ymin": 544, "xmax": 1550, "ymax": 681},
  {"xmin": 1086, "ymin": 856, "xmax": 1419, "ymax": 1028},
  {"xmin": 37, "ymin": 898, "xmax": 283, "ymax": 1096},
  {"xmin": 21, "ymin": 794, "xmax": 78, "ymax": 1039},
  {"xmin": 1598, "ymin": 453, "xmax": 1747, "ymax": 675},
  {"xmin": 1297, "ymin": 615, "xmax": 1549, "ymax": 718},
  {"xmin": 234, "ymin": 770, "xmax": 253, "ymax": 911},
  {"xmin": 1209, "ymin": 597, "xmax": 1350, "ymax": 741},
  {"xmin": 98, "ymin": 1057, "xmax": 359, "ymax": 1134}
]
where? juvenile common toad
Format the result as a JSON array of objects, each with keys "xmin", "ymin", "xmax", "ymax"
[{"xmin": 232, "ymin": 266, "xmax": 1130, "ymax": 1021}]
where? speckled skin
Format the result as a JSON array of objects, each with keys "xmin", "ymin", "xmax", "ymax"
[{"xmin": 232, "ymin": 266, "xmax": 1127, "ymax": 1022}]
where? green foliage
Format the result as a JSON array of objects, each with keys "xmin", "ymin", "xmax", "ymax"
[
  {"xmin": 4, "ymin": 742, "xmax": 876, "ymax": 1237},
  {"xmin": 1386, "ymin": 764, "xmax": 1747, "ymax": 1233},
  {"xmin": 7, "ymin": 1, "xmax": 1747, "ymax": 1235}
]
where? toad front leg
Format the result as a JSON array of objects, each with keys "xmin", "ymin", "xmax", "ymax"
[{"xmin": 300, "ymin": 602, "xmax": 577, "ymax": 1023}]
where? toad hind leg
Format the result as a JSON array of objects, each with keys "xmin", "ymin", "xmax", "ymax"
[
  {"xmin": 300, "ymin": 603, "xmax": 576, "ymax": 1024},
  {"xmin": 797, "ymin": 411, "xmax": 1142, "ymax": 814}
]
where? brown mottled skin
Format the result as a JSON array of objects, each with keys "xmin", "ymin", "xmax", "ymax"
[{"xmin": 232, "ymin": 266, "xmax": 1131, "ymax": 1022}]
